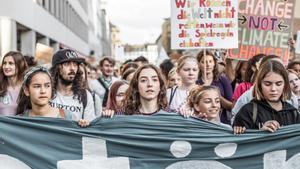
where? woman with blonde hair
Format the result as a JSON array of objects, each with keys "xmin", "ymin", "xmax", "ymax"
[
  {"xmin": 167, "ymin": 67, "xmax": 181, "ymax": 88},
  {"xmin": 196, "ymin": 50, "xmax": 233, "ymax": 124},
  {"xmin": 187, "ymin": 85, "xmax": 231, "ymax": 128},
  {"xmin": 287, "ymin": 69, "xmax": 300, "ymax": 110},
  {"xmin": 167, "ymin": 55, "xmax": 199, "ymax": 112}
]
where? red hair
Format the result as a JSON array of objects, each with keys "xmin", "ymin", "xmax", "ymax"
[{"xmin": 106, "ymin": 80, "xmax": 128, "ymax": 111}]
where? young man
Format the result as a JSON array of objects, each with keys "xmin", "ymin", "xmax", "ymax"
[
  {"xmin": 233, "ymin": 60, "xmax": 300, "ymax": 134},
  {"xmin": 50, "ymin": 49, "xmax": 95, "ymax": 121},
  {"xmin": 89, "ymin": 57, "xmax": 118, "ymax": 107}
]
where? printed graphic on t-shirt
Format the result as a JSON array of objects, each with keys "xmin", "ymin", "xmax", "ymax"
[
  {"xmin": 50, "ymin": 102, "xmax": 83, "ymax": 113},
  {"xmin": 0, "ymin": 95, "xmax": 11, "ymax": 105}
]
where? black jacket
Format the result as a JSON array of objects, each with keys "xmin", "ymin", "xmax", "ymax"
[{"xmin": 233, "ymin": 100, "xmax": 300, "ymax": 129}]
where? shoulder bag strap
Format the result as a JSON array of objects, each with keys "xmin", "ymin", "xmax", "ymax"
[
  {"xmin": 252, "ymin": 102, "xmax": 258, "ymax": 124},
  {"xmin": 169, "ymin": 86, "xmax": 178, "ymax": 106}
]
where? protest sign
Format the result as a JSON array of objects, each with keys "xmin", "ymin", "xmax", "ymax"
[
  {"xmin": 171, "ymin": 0, "xmax": 239, "ymax": 49},
  {"xmin": 1, "ymin": 113, "xmax": 300, "ymax": 169},
  {"xmin": 35, "ymin": 43, "xmax": 53, "ymax": 65},
  {"xmin": 296, "ymin": 31, "xmax": 300, "ymax": 54},
  {"xmin": 229, "ymin": 0, "xmax": 295, "ymax": 64}
]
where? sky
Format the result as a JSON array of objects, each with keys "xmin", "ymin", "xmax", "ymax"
[{"xmin": 106, "ymin": 0, "xmax": 170, "ymax": 45}]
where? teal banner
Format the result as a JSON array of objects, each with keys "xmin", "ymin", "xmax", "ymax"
[{"xmin": 1, "ymin": 112, "xmax": 300, "ymax": 169}]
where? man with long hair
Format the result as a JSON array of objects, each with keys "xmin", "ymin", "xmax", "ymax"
[{"xmin": 49, "ymin": 49, "xmax": 95, "ymax": 121}]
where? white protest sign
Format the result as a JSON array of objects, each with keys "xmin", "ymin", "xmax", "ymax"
[{"xmin": 171, "ymin": 0, "xmax": 238, "ymax": 49}]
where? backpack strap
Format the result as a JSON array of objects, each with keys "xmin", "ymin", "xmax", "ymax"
[
  {"xmin": 294, "ymin": 109, "xmax": 299, "ymax": 123},
  {"xmin": 82, "ymin": 90, "xmax": 88, "ymax": 119},
  {"xmin": 59, "ymin": 109, "xmax": 65, "ymax": 118},
  {"xmin": 91, "ymin": 91, "xmax": 96, "ymax": 109},
  {"xmin": 97, "ymin": 78, "xmax": 110, "ymax": 107},
  {"xmin": 252, "ymin": 102, "xmax": 258, "ymax": 124},
  {"xmin": 169, "ymin": 86, "xmax": 178, "ymax": 106}
]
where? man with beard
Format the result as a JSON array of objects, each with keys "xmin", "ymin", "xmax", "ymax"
[{"xmin": 49, "ymin": 49, "xmax": 95, "ymax": 121}]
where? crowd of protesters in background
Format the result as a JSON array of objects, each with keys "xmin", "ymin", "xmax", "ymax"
[{"xmin": 1, "ymin": 38, "xmax": 300, "ymax": 133}]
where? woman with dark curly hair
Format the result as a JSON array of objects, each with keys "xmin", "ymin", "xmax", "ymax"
[
  {"xmin": 0, "ymin": 51, "xmax": 28, "ymax": 116},
  {"xmin": 123, "ymin": 64, "xmax": 168, "ymax": 115}
]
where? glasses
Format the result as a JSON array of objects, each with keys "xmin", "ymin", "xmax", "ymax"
[{"xmin": 116, "ymin": 93, "xmax": 125, "ymax": 97}]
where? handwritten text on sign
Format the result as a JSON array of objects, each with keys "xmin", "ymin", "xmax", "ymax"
[
  {"xmin": 171, "ymin": 0, "xmax": 239, "ymax": 49},
  {"xmin": 229, "ymin": 0, "xmax": 294, "ymax": 63}
]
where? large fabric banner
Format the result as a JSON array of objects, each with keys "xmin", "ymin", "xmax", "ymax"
[{"xmin": 1, "ymin": 113, "xmax": 300, "ymax": 169}]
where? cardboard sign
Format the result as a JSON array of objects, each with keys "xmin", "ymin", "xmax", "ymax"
[
  {"xmin": 229, "ymin": 0, "xmax": 295, "ymax": 63},
  {"xmin": 35, "ymin": 43, "xmax": 53, "ymax": 65},
  {"xmin": 296, "ymin": 31, "xmax": 300, "ymax": 54},
  {"xmin": 171, "ymin": 0, "xmax": 239, "ymax": 49}
]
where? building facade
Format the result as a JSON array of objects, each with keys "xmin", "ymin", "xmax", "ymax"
[
  {"xmin": 110, "ymin": 23, "xmax": 122, "ymax": 58},
  {"xmin": 0, "ymin": 0, "xmax": 111, "ymax": 61}
]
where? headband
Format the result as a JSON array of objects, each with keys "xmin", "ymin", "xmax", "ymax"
[{"xmin": 23, "ymin": 66, "xmax": 51, "ymax": 85}]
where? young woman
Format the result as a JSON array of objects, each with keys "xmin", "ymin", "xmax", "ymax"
[
  {"xmin": 231, "ymin": 61, "xmax": 248, "ymax": 91},
  {"xmin": 121, "ymin": 61, "xmax": 139, "ymax": 76},
  {"xmin": 122, "ymin": 68, "xmax": 136, "ymax": 82},
  {"xmin": 123, "ymin": 64, "xmax": 168, "ymax": 115},
  {"xmin": 196, "ymin": 50, "xmax": 233, "ymax": 124},
  {"xmin": 187, "ymin": 86, "xmax": 231, "ymax": 128},
  {"xmin": 287, "ymin": 69, "xmax": 300, "ymax": 110},
  {"xmin": 232, "ymin": 54, "xmax": 265, "ymax": 103},
  {"xmin": 167, "ymin": 55, "xmax": 199, "ymax": 112},
  {"xmin": 233, "ymin": 60, "xmax": 300, "ymax": 134},
  {"xmin": 231, "ymin": 55, "xmax": 287, "ymax": 118},
  {"xmin": 0, "ymin": 51, "xmax": 28, "ymax": 116},
  {"xmin": 16, "ymin": 66, "xmax": 89, "ymax": 127},
  {"xmin": 159, "ymin": 59, "xmax": 174, "ymax": 82},
  {"xmin": 167, "ymin": 67, "xmax": 181, "ymax": 89},
  {"xmin": 17, "ymin": 66, "xmax": 67, "ymax": 118},
  {"xmin": 287, "ymin": 60, "xmax": 300, "ymax": 77},
  {"xmin": 102, "ymin": 80, "xmax": 129, "ymax": 117}
]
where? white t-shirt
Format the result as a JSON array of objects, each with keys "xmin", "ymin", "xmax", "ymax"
[
  {"xmin": 50, "ymin": 90, "xmax": 96, "ymax": 121},
  {"xmin": 167, "ymin": 87, "xmax": 189, "ymax": 112}
]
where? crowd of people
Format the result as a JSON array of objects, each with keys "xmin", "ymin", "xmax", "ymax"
[{"xmin": 1, "ymin": 48, "xmax": 300, "ymax": 133}]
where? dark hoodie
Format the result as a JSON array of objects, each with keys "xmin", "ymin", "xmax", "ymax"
[{"xmin": 233, "ymin": 100, "xmax": 300, "ymax": 129}]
